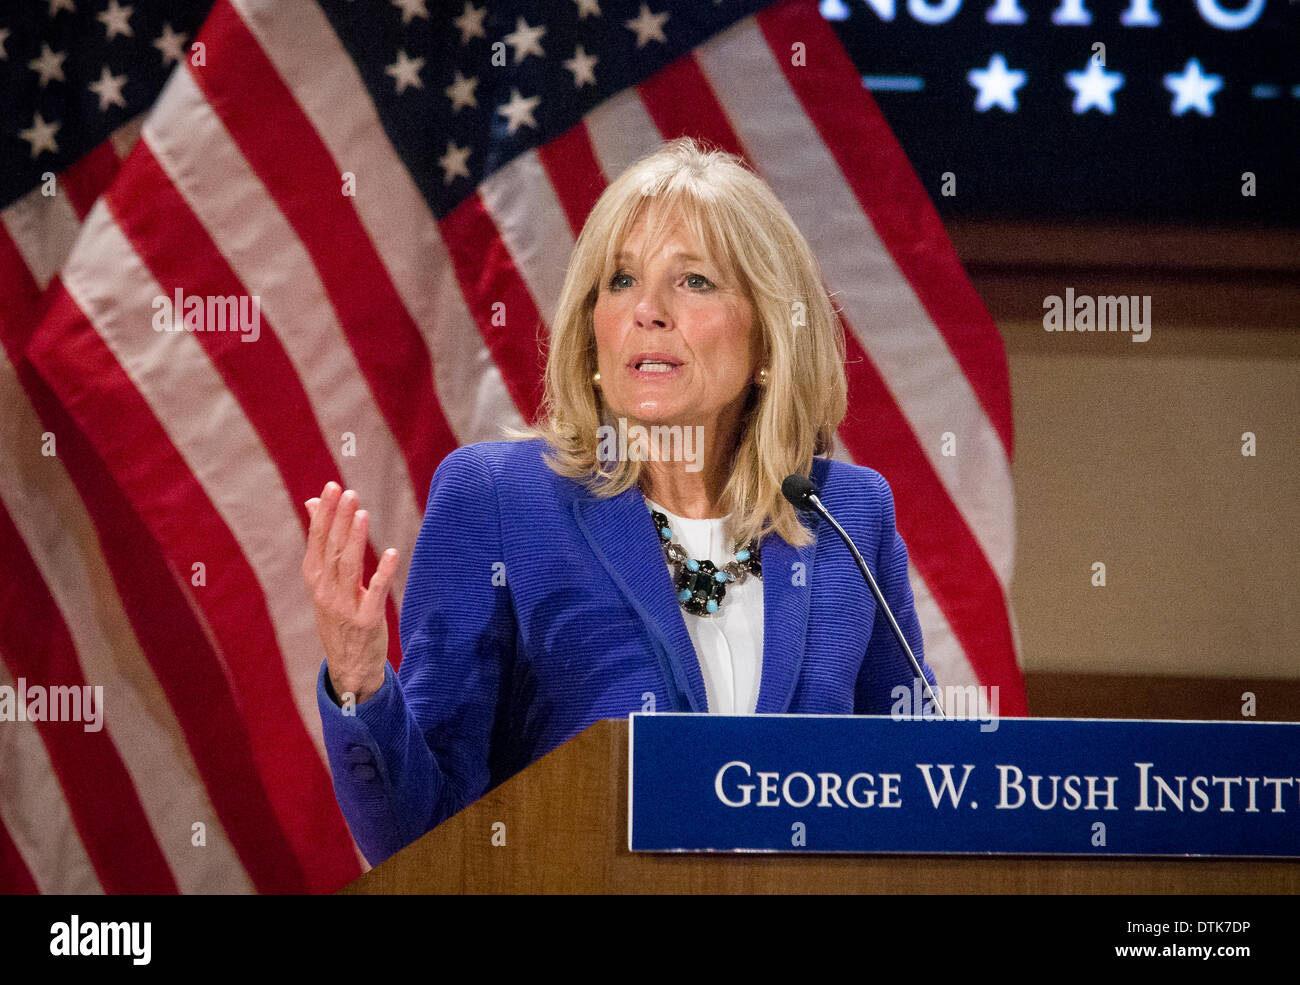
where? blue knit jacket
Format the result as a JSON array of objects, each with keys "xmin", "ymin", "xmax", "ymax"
[{"xmin": 317, "ymin": 438, "xmax": 934, "ymax": 865}]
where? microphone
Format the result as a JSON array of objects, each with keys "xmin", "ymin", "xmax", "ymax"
[
  {"xmin": 781, "ymin": 473, "xmax": 818, "ymax": 510},
  {"xmin": 782, "ymin": 473, "xmax": 945, "ymax": 718}
]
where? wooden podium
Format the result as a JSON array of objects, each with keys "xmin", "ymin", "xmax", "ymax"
[{"xmin": 339, "ymin": 719, "xmax": 1299, "ymax": 893}]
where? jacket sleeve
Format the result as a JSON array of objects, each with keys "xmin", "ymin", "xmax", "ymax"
[
  {"xmin": 317, "ymin": 444, "xmax": 516, "ymax": 865},
  {"xmin": 853, "ymin": 470, "xmax": 937, "ymax": 715}
]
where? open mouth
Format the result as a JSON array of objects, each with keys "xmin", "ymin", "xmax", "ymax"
[{"xmin": 630, "ymin": 354, "xmax": 683, "ymax": 375}]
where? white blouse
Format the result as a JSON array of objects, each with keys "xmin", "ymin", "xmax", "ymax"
[{"xmin": 644, "ymin": 498, "xmax": 764, "ymax": 715}]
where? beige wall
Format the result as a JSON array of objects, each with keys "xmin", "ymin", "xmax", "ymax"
[{"xmin": 951, "ymin": 222, "xmax": 1300, "ymax": 679}]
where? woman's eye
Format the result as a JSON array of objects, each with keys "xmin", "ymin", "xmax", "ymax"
[{"xmin": 607, "ymin": 271, "xmax": 713, "ymax": 291}]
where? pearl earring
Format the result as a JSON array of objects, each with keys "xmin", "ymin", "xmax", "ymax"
[
  {"xmin": 592, "ymin": 371, "xmax": 601, "ymax": 385},
  {"xmin": 757, "ymin": 368, "xmax": 768, "ymax": 386}
]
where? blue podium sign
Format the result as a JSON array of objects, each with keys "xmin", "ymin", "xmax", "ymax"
[{"xmin": 627, "ymin": 714, "xmax": 1300, "ymax": 856}]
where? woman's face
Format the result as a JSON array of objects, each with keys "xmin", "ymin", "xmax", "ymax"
[{"xmin": 591, "ymin": 211, "xmax": 759, "ymax": 446}]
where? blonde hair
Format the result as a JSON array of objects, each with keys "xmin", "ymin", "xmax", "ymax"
[{"xmin": 509, "ymin": 137, "xmax": 847, "ymax": 548}]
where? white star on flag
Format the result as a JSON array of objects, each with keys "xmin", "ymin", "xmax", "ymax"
[
  {"xmin": 968, "ymin": 54, "xmax": 1026, "ymax": 112},
  {"xmin": 89, "ymin": 66, "xmax": 129, "ymax": 111},
  {"xmin": 626, "ymin": 4, "xmax": 669, "ymax": 47},
  {"xmin": 385, "ymin": 49, "xmax": 424, "ymax": 93},
  {"xmin": 391, "ymin": 0, "xmax": 429, "ymax": 26},
  {"xmin": 97, "ymin": 0, "xmax": 135, "ymax": 41},
  {"xmin": 504, "ymin": 17, "xmax": 546, "ymax": 63},
  {"xmin": 19, "ymin": 111, "xmax": 61, "ymax": 157},
  {"xmin": 444, "ymin": 70, "xmax": 478, "ymax": 112},
  {"xmin": 497, "ymin": 87, "xmax": 540, "ymax": 134},
  {"xmin": 1163, "ymin": 58, "xmax": 1223, "ymax": 117},
  {"xmin": 573, "ymin": 0, "xmax": 602, "ymax": 18},
  {"xmin": 27, "ymin": 43, "xmax": 67, "ymax": 87},
  {"xmin": 453, "ymin": 2, "xmax": 487, "ymax": 44},
  {"xmin": 153, "ymin": 23, "xmax": 188, "ymax": 66},
  {"xmin": 438, "ymin": 141, "xmax": 472, "ymax": 185},
  {"xmin": 564, "ymin": 45, "xmax": 599, "ymax": 88},
  {"xmin": 1066, "ymin": 59, "xmax": 1124, "ymax": 114},
  {"xmin": 0, "ymin": 28, "xmax": 9, "ymax": 60},
  {"xmin": 47, "ymin": 0, "xmax": 76, "ymax": 16}
]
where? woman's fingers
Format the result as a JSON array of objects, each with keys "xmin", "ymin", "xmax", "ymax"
[
  {"xmin": 302, "ymin": 483, "xmax": 339, "ymax": 583},
  {"xmin": 323, "ymin": 488, "xmax": 358, "ymax": 584},
  {"xmin": 336, "ymin": 508, "xmax": 368, "ymax": 598},
  {"xmin": 359, "ymin": 548, "xmax": 400, "ymax": 625},
  {"xmin": 301, "ymin": 481, "xmax": 393, "ymax": 703},
  {"xmin": 304, "ymin": 484, "xmax": 396, "ymax": 628}
]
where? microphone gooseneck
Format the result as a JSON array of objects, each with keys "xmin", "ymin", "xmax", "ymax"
[{"xmin": 782, "ymin": 473, "xmax": 945, "ymax": 719}]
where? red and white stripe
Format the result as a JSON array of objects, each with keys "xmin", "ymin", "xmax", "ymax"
[
  {"xmin": 0, "ymin": 345, "xmax": 251, "ymax": 893},
  {"xmin": 2, "ymin": 185, "xmax": 80, "ymax": 292},
  {"xmin": 233, "ymin": 0, "xmax": 525, "ymax": 448}
]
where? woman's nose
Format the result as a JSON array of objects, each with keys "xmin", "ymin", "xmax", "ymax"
[{"xmin": 634, "ymin": 283, "xmax": 671, "ymax": 328}]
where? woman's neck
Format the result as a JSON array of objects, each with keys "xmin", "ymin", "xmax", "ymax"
[
  {"xmin": 629, "ymin": 404, "xmax": 745, "ymax": 519},
  {"xmin": 639, "ymin": 460, "xmax": 730, "ymax": 518}
]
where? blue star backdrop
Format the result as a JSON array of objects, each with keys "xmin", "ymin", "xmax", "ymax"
[
  {"xmin": 4, "ymin": 1, "xmax": 1295, "ymax": 224},
  {"xmin": 823, "ymin": 0, "xmax": 1299, "ymax": 225}
]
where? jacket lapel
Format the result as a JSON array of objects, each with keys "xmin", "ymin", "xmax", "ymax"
[
  {"xmin": 573, "ymin": 486, "xmax": 707, "ymax": 712},
  {"xmin": 755, "ymin": 457, "xmax": 825, "ymax": 713},
  {"xmin": 754, "ymin": 525, "xmax": 817, "ymax": 714}
]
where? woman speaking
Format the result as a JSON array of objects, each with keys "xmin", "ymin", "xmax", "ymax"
[{"xmin": 302, "ymin": 137, "xmax": 937, "ymax": 865}]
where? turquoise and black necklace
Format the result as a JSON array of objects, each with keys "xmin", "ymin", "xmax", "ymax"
[{"xmin": 649, "ymin": 508, "xmax": 762, "ymax": 616}]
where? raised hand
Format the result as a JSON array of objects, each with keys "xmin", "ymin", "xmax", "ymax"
[{"xmin": 301, "ymin": 482, "xmax": 399, "ymax": 705}]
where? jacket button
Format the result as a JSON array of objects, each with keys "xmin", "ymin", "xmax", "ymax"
[
  {"xmin": 349, "ymin": 763, "xmax": 377, "ymax": 781},
  {"xmin": 344, "ymin": 744, "xmax": 371, "ymax": 764}
]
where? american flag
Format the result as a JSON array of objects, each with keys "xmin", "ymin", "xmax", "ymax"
[{"xmin": 0, "ymin": 0, "xmax": 1024, "ymax": 894}]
